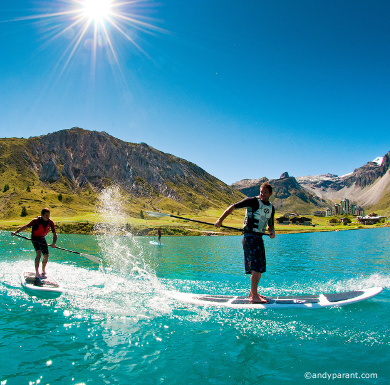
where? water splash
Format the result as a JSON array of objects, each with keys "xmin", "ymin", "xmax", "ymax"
[
  {"xmin": 90, "ymin": 185, "xmax": 169, "ymax": 316},
  {"xmin": 94, "ymin": 185, "xmax": 146, "ymax": 275}
]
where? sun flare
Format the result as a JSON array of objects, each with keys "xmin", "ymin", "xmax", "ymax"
[
  {"xmin": 8, "ymin": 1, "xmax": 165, "ymax": 81},
  {"xmin": 81, "ymin": 0, "xmax": 113, "ymax": 22}
]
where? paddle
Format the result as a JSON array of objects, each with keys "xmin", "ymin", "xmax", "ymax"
[
  {"xmin": 13, "ymin": 233, "xmax": 102, "ymax": 264},
  {"xmin": 145, "ymin": 211, "xmax": 270, "ymax": 236}
]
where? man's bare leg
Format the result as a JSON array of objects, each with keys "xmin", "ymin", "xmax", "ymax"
[
  {"xmin": 35, "ymin": 251, "xmax": 42, "ymax": 278},
  {"xmin": 42, "ymin": 254, "xmax": 49, "ymax": 277},
  {"xmin": 249, "ymin": 271, "xmax": 267, "ymax": 303}
]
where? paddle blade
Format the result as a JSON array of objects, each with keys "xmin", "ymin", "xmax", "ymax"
[
  {"xmin": 145, "ymin": 211, "xmax": 170, "ymax": 218},
  {"xmin": 80, "ymin": 253, "xmax": 102, "ymax": 264}
]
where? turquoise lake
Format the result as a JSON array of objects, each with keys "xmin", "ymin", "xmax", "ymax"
[{"xmin": 1, "ymin": 226, "xmax": 389, "ymax": 384}]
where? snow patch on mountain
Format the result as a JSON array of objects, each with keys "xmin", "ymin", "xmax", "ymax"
[{"xmin": 372, "ymin": 156, "xmax": 384, "ymax": 166}]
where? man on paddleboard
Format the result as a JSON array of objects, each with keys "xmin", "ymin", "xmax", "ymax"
[
  {"xmin": 12, "ymin": 208, "xmax": 57, "ymax": 279},
  {"xmin": 215, "ymin": 182, "xmax": 275, "ymax": 303}
]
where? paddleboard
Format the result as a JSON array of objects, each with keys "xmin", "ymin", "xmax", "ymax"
[
  {"xmin": 150, "ymin": 241, "xmax": 163, "ymax": 246},
  {"xmin": 21, "ymin": 272, "xmax": 63, "ymax": 299},
  {"xmin": 170, "ymin": 287, "xmax": 383, "ymax": 309}
]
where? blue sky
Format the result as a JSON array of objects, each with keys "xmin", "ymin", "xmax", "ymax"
[{"xmin": 0, "ymin": 0, "xmax": 389, "ymax": 185}]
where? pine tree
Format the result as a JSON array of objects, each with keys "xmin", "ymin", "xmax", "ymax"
[{"xmin": 21, "ymin": 206, "xmax": 27, "ymax": 217}]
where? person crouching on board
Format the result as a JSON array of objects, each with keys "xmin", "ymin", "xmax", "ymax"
[
  {"xmin": 12, "ymin": 208, "xmax": 57, "ymax": 279},
  {"xmin": 215, "ymin": 182, "xmax": 276, "ymax": 303}
]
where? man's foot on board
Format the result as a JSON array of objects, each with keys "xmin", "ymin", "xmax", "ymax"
[
  {"xmin": 248, "ymin": 293, "xmax": 267, "ymax": 300},
  {"xmin": 35, "ymin": 273, "xmax": 41, "ymax": 279},
  {"xmin": 249, "ymin": 295, "xmax": 268, "ymax": 304},
  {"xmin": 41, "ymin": 272, "xmax": 47, "ymax": 279}
]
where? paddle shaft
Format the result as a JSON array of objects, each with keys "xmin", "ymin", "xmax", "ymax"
[
  {"xmin": 13, "ymin": 233, "xmax": 102, "ymax": 263},
  {"xmin": 14, "ymin": 233, "xmax": 50, "ymax": 245},
  {"xmin": 165, "ymin": 214, "xmax": 269, "ymax": 236}
]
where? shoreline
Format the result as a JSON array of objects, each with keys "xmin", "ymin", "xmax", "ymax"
[{"xmin": 1, "ymin": 220, "xmax": 388, "ymax": 236}]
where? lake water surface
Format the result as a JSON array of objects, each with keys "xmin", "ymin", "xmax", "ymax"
[{"xmin": 1, "ymin": 226, "xmax": 389, "ymax": 384}]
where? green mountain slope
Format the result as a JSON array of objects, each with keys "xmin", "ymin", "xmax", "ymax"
[{"xmin": 0, "ymin": 128, "xmax": 244, "ymax": 223}]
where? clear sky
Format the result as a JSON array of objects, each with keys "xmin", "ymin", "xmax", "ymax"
[{"xmin": 0, "ymin": 0, "xmax": 389, "ymax": 185}]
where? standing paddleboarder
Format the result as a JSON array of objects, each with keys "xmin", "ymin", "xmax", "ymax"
[
  {"xmin": 12, "ymin": 208, "xmax": 57, "ymax": 279},
  {"xmin": 215, "ymin": 182, "xmax": 275, "ymax": 303}
]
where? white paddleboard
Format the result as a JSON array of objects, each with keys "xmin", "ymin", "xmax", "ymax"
[
  {"xmin": 170, "ymin": 287, "xmax": 383, "ymax": 309},
  {"xmin": 150, "ymin": 241, "xmax": 163, "ymax": 246},
  {"xmin": 21, "ymin": 272, "xmax": 63, "ymax": 299}
]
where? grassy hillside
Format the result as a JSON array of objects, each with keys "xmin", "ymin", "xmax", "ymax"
[
  {"xmin": 271, "ymin": 195, "xmax": 324, "ymax": 215},
  {"xmin": 365, "ymin": 190, "xmax": 390, "ymax": 216},
  {"xmin": 0, "ymin": 130, "xmax": 248, "ymax": 231},
  {"xmin": 0, "ymin": 138, "xmax": 242, "ymax": 233}
]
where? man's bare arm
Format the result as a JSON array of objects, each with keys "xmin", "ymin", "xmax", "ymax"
[{"xmin": 215, "ymin": 205, "xmax": 236, "ymax": 228}]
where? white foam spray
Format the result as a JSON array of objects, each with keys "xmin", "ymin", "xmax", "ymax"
[
  {"xmin": 94, "ymin": 185, "xmax": 147, "ymax": 275},
  {"xmin": 89, "ymin": 185, "xmax": 171, "ymax": 317}
]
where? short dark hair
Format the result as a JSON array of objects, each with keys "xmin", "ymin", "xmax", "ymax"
[
  {"xmin": 41, "ymin": 208, "xmax": 50, "ymax": 216},
  {"xmin": 260, "ymin": 182, "xmax": 273, "ymax": 195}
]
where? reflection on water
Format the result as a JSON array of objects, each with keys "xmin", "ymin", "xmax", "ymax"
[{"xmin": 1, "ymin": 202, "xmax": 390, "ymax": 384}]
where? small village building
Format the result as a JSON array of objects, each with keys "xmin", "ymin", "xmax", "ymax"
[
  {"xmin": 276, "ymin": 216, "xmax": 290, "ymax": 225},
  {"xmin": 325, "ymin": 207, "xmax": 333, "ymax": 217},
  {"xmin": 354, "ymin": 206, "xmax": 365, "ymax": 216},
  {"xmin": 341, "ymin": 198, "xmax": 351, "ymax": 214},
  {"xmin": 341, "ymin": 217, "xmax": 352, "ymax": 225},
  {"xmin": 299, "ymin": 216, "xmax": 313, "ymax": 226},
  {"xmin": 357, "ymin": 214, "xmax": 386, "ymax": 225},
  {"xmin": 290, "ymin": 217, "xmax": 300, "ymax": 225},
  {"xmin": 290, "ymin": 217, "xmax": 312, "ymax": 226}
]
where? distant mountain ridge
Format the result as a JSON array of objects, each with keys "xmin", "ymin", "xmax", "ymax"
[
  {"xmin": 231, "ymin": 177, "xmax": 268, "ymax": 197},
  {"xmin": 232, "ymin": 151, "xmax": 390, "ymax": 215},
  {"xmin": 1, "ymin": 127, "xmax": 389, "ymax": 219},
  {"xmin": 232, "ymin": 172, "xmax": 331, "ymax": 214},
  {"xmin": 0, "ymin": 127, "xmax": 244, "ymax": 218},
  {"xmin": 297, "ymin": 152, "xmax": 390, "ymax": 206}
]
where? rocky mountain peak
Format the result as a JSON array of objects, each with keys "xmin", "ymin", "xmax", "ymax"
[
  {"xmin": 231, "ymin": 150, "xmax": 390, "ymax": 214},
  {"xmin": 232, "ymin": 172, "xmax": 328, "ymax": 213},
  {"xmin": 3, "ymin": 128, "xmax": 243, "ymax": 210}
]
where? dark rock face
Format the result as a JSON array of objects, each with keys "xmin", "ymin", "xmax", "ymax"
[
  {"xmin": 231, "ymin": 177, "xmax": 268, "ymax": 197},
  {"xmin": 269, "ymin": 175, "xmax": 328, "ymax": 209},
  {"xmin": 342, "ymin": 153, "xmax": 390, "ymax": 189},
  {"xmin": 17, "ymin": 127, "xmax": 241, "ymax": 205},
  {"xmin": 269, "ymin": 177, "xmax": 304, "ymax": 200}
]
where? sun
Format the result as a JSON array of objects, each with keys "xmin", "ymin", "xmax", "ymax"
[
  {"xmin": 81, "ymin": 0, "xmax": 113, "ymax": 22},
  {"xmin": 7, "ymin": 1, "xmax": 166, "ymax": 80}
]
